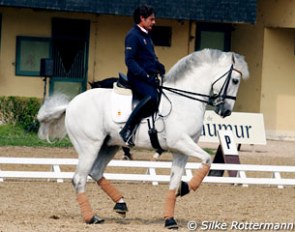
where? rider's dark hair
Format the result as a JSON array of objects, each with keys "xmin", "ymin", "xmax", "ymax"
[{"xmin": 133, "ymin": 4, "xmax": 155, "ymax": 24}]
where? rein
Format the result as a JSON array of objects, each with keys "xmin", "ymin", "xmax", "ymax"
[
  {"xmin": 160, "ymin": 64, "xmax": 241, "ymax": 106},
  {"xmin": 160, "ymin": 85, "xmax": 211, "ymax": 104}
]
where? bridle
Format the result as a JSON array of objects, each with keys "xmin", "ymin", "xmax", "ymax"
[
  {"xmin": 209, "ymin": 64, "xmax": 243, "ymax": 106},
  {"xmin": 159, "ymin": 61, "xmax": 243, "ymax": 107}
]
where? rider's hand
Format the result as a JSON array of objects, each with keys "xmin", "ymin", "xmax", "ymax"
[{"xmin": 147, "ymin": 75, "xmax": 160, "ymax": 87}]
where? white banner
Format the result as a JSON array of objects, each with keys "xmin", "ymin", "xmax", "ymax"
[{"xmin": 200, "ymin": 111, "xmax": 266, "ymax": 145}]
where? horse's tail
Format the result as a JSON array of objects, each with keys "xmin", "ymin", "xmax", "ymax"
[{"xmin": 37, "ymin": 94, "xmax": 70, "ymax": 142}]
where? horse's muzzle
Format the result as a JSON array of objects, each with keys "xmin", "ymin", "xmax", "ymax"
[{"xmin": 215, "ymin": 104, "xmax": 232, "ymax": 118}]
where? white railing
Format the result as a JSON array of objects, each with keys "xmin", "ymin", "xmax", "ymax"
[{"xmin": 1, "ymin": 157, "xmax": 295, "ymax": 188}]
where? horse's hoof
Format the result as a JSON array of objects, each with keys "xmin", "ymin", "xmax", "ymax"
[
  {"xmin": 176, "ymin": 181, "xmax": 190, "ymax": 197},
  {"xmin": 113, "ymin": 202, "xmax": 128, "ymax": 217},
  {"xmin": 123, "ymin": 154, "xmax": 133, "ymax": 160},
  {"xmin": 87, "ymin": 215, "xmax": 104, "ymax": 224},
  {"xmin": 122, "ymin": 155, "xmax": 130, "ymax": 160},
  {"xmin": 164, "ymin": 217, "xmax": 178, "ymax": 229}
]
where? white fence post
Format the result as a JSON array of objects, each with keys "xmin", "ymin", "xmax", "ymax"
[{"xmin": 50, "ymin": 164, "xmax": 63, "ymax": 183}]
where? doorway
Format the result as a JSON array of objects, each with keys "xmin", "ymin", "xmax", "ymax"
[{"xmin": 49, "ymin": 18, "xmax": 90, "ymax": 98}]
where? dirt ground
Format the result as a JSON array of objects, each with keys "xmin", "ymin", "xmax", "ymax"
[{"xmin": 0, "ymin": 140, "xmax": 295, "ymax": 232}]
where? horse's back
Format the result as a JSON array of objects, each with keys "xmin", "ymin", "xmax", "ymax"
[
  {"xmin": 65, "ymin": 88, "xmax": 112, "ymax": 138},
  {"xmin": 68, "ymin": 88, "xmax": 110, "ymax": 110}
]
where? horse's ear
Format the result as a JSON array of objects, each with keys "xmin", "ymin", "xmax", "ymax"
[{"xmin": 232, "ymin": 54, "xmax": 235, "ymax": 64}]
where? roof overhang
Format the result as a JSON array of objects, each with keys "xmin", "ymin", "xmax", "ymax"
[{"xmin": 0, "ymin": 0, "xmax": 256, "ymax": 24}]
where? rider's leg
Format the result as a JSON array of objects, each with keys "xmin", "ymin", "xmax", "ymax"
[
  {"xmin": 119, "ymin": 81, "xmax": 159, "ymax": 146},
  {"xmin": 119, "ymin": 96, "xmax": 152, "ymax": 146}
]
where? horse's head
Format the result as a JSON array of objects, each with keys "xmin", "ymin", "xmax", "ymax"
[
  {"xmin": 210, "ymin": 53, "xmax": 249, "ymax": 118},
  {"xmin": 163, "ymin": 49, "xmax": 249, "ymax": 118}
]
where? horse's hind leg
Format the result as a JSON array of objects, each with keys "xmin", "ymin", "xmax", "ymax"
[
  {"xmin": 89, "ymin": 144, "xmax": 128, "ymax": 217},
  {"xmin": 72, "ymin": 137, "xmax": 109, "ymax": 224},
  {"xmin": 73, "ymin": 153, "xmax": 101, "ymax": 223}
]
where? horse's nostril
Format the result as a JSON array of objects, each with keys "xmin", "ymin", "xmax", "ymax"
[{"xmin": 224, "ymin": 109, "xmax": 232, "ymax": 117}]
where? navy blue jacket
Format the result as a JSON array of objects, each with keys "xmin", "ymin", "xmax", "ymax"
[{"xmin": 125, "ymin": 25, "xmax": 165, "ymax": 85}]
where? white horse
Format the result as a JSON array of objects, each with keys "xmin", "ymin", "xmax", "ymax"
[{"xmin": 37, "ymin": 49, "xmax": 249, "ymax": 229}]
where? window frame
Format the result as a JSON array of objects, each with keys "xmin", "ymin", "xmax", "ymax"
[
  {"xmin": 15, "ymin": 36, "xmax": 51, "ymax": 76},
  {"xmin": 195, "ymin": 23, "xmax": 233, "ymax": 52},
  {"xmin": 150, "ymin": 26, "xmax": 172, "ymax": 47}
]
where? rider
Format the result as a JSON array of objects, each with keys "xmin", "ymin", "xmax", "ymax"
[{"xmin": 119, "ymin": 4, "xmax": 165, "ymax": 146}]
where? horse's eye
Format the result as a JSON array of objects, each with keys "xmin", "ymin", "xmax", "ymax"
[{"xmin": 232, "ymin": 79, "xmax": 239, "ymax": 85}]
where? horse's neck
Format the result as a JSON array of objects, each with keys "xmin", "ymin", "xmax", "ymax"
[
  {"xmin": 160, "ymin": 68, "xmax": 211, "ymax": 119},
  {"xmin": 164, "ymin": 68, "xmax": 212, "ymax": 95}
]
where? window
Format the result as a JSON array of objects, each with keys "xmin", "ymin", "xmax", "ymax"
[
  {"xmin": 151, "ymin": 26, "xmax": 172, "ymax": 47},
  {"xmin": 195, "ymin": 23, "xmax": 233, "ymax": 51},
  {"xmin": 15, "ymin": 36, "xmax": 51, "ymax": 76}
]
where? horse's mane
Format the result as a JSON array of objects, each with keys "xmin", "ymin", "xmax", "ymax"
[{"xmin": 165, "ymin": 49, "xmax": 249, "ymax": 83}]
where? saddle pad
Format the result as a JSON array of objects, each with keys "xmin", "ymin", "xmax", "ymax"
[
  {"xmin": 111, "ymin": 82, "xmax": 132, "ymax": 123},
  {"xmin": 111, "ymin": 82, "xmax": 163, "ymax": 123}
]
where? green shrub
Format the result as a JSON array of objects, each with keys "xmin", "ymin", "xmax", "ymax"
[{"xmin": 0, "ymin": 96, "xmax": 41, "ymax": 132}]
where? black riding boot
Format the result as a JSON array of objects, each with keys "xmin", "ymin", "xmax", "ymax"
[{"xmin": 119, "ymin": 96, "xmax": 152, "ymax": 146}]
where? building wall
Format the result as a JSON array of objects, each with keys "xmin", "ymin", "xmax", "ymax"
[
  {"xmin": 261, "ymin": 28, "xmax": 295, "ymax": 140},
  {"xmin": 91, "ymin": 16, "xmax": 190, "ymax": 81},
  {"xmin": 0, "ymin": 8, "xmax": 51, "ymax": 97},
  {"xmin": 260, "ymin": 0, "xmax": 295, "ymax": 28},
  {"xmin": 2, "ymin": 2, "xmax": 295, "ymax": 140},
  {"xmin": 0, "ymin": 7, "xmax": 96, "ymax": 97},
  {"xmin": 231, "ymin": 23, "xmax": 263, "ymax": 113},
  {"xmin": 258, "ymin": 0, "xmax": 295, "ymax": 140},
  {"xmin": 0, "ymin": 7, "xmax": 191, "ymax": 98},
  {"xmin": 229, "ymin": 0, "xmax": 295, "ymax": 140}
]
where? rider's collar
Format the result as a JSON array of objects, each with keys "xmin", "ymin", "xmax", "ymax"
[{"xmin": 137, "ymin": 24, "xmax": 148, "ymax": 34}]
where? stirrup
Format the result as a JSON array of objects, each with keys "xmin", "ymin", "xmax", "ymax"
[
  {"xmin": 119, "ymin": 128, "xmax": 135, "ymax": 147},
  {"xmin": 125, "ymin": 136, "xmax": 135, "ymax": 147}
]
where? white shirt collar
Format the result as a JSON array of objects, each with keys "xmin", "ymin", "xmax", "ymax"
[{"xmin": 137, "ymin": 24, "xmax": 148, "ymax": 34}]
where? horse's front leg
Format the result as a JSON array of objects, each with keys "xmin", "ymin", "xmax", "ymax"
[
  {"xmin": 164, "ymin": 153, "xmax": 188, "ymax": 229},
  {"xmin": 171, "ymin": 134, "xmax": 211, "ymax": 197}
]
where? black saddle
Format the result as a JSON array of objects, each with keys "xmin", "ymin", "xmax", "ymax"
[
  {"xmin": 117, "ymin": 73, "xmax": 142, "ymax": 107},
  {"xmin": 117, "ymin": 73, "xmax": 131, "ymax": 89}
]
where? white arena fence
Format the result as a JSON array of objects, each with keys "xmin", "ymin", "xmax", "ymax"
[{"xmin": 1, "ymin": 157, "xmax": 295, "ymax": 189}]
